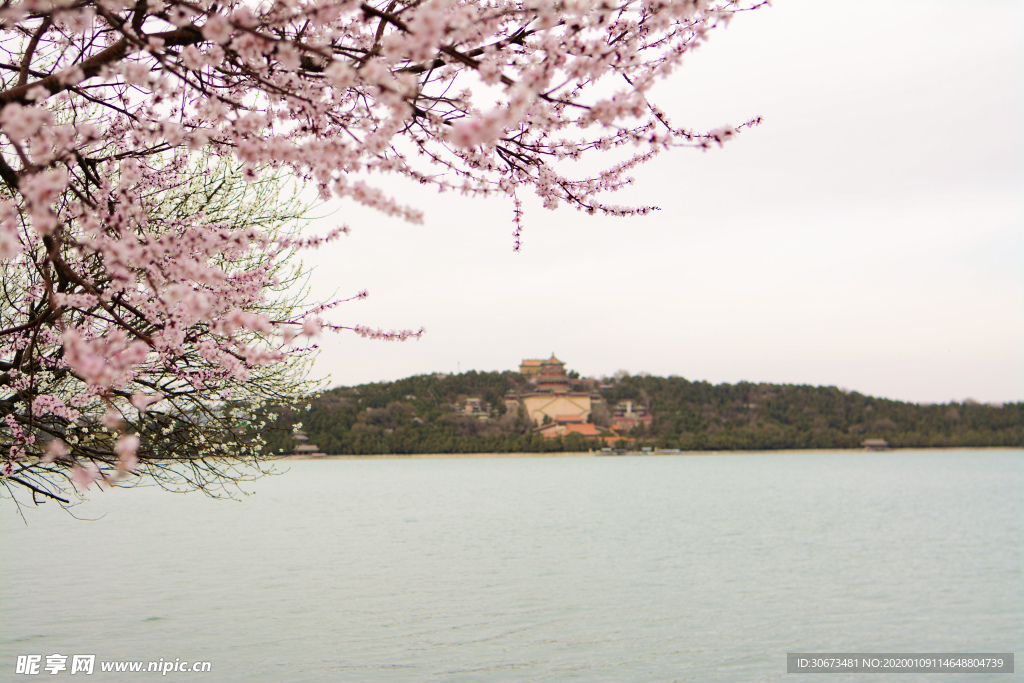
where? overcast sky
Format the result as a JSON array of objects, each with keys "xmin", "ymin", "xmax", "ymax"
[{"xmin": 299, "ymin": 0, "xmax": 1023, "ymax": 405}]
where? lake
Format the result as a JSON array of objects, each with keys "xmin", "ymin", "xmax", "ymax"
[{"xmin": 2, "ymin": 449, "xmax": 1021, "ymax": 681}]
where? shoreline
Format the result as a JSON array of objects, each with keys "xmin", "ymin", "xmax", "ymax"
[{"xmin": 280, "ymin": 446, "xmax": 1021, "ymax": 461}]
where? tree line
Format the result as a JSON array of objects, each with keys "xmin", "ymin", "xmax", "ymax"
[{"xmin": 260, "ymin": 372, "xmax": 1023, "ymax": 455}]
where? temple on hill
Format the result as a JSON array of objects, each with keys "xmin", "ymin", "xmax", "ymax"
[{"xmin": 514, "ymin": 354, "xmax": 608, "ymax": 437}]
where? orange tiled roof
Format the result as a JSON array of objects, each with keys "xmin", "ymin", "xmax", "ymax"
[
  {"xmin": 535, "ymin": 423, "xmax": 563, "ymax": 436},
  {"xmin": 563, "ymin": 423, "xmax": 601, "ymax": 436}
]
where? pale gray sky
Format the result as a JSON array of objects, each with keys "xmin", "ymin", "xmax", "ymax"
[{"xmin": 301, "ymin": 0, "xmax": 1023, "ymax": 405}]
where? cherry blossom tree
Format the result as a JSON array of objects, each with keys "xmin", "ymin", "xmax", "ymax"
[
  {"xmin": 0, "ymin": 0, "xmax": 762, "ymax": 507},
  {"xmin": 1, "ymin": 156, "xmax": 326, "ymax": 505}
]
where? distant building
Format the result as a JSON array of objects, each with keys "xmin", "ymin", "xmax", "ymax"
[
  {"xmin": 292, "ymin": 429, "xmax": 325, "ymax": 457},
  {"xmin": 534, "ymin": 416, "xmax": 621, "ymax": 444},
  {"xmin": 462, "ymin": 397, "xmax": 490, "ymax": 419},
  {"xmin": 518, "ymin": 355, "xmax": 550, "ymax": 379},
  {"xmin": 520, "ymin": 353, "xmax": 571, "ymax": 382},
  {"xmin": 861, "ymin": 438, "xmax": 890, "ymax": 451},
  {"xmin": 611, "ymin": 400, "xmax": 653, "ymax": 431},
  {"xmin": 513, "ymin": 354, "xmax": 594, "ymax": 426},
  {"xmin": 521, "ymin": 392, "xmax": 592, "ymax": 426}
]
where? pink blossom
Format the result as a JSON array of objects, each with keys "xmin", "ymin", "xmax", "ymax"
[
  {"xmin": 130, "ymin": 392, "xmax": 161, "ymax": 414},
  {"xmin": 0, "ymin": 202, "xmax": 21, "ymax": 259},
  {"xmin": 20, "ymin": 169, "xmax": 69, "ymax": 234},
  {"xmin": 71, "ymin": 462, "xmax": 102, "ymax": 490},
  {"xmin": 62, "ymin": 329, "xmax": 149, "ymax": 391},
  {"xmin": 168, "ymin": 6, "xmax": 194, "ymax": 27},
  {"xmin": 114, "ymin": 435, "xmax": 140, "ymax": 474},
  {"xmin": 302, "ymin": 318, "xmax": 322, "ymax": 338},
  {"xmin": 41, "ymin": 439, "xmax": 70, "ymax": 463},
  {"xmin": 31, "ymin": 394, "xmax": 80, "ymax": 422},
  {"xmin": 0, "ymin": 103, "xmax": 52, "ymax": 138},
  {"xmin": 101, "ymin": 408, "xmax": 123, "ymax": 429},
  {"xmin": 202, "ymin": 14, "xmax": 233, "ymax": 44}
]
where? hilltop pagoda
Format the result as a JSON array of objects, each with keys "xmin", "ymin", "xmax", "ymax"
[{"xmin": 534, "ymin": 354, "xmax": 570, "ymax": 393}]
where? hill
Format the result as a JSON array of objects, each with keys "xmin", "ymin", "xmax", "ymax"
[{"xmin": 259, "ymin": 372, "xmax": 1023, "ymax": 455}]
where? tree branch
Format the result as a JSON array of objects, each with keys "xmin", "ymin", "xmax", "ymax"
[
  {"xmin": 17, "ymin": 15, "xmax": 51, "ymax": 87},
  {"xmin": 6, "ymin": 475, "xmax": 71, "ymax": 504},
  {"xmin": 0, "ymin": 25, "xmax": 203, "ymax": 107}
]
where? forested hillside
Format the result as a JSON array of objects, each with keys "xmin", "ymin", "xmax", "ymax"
[{"xmin": 260, "ymin": 372, "xmax": 1023, "ymax": 455}]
